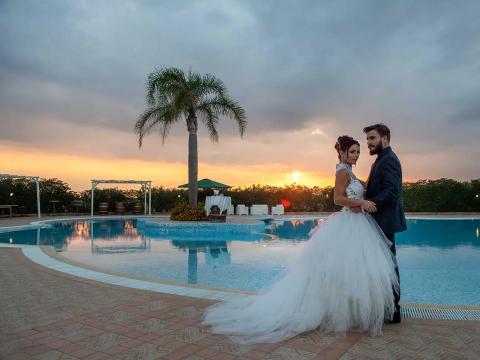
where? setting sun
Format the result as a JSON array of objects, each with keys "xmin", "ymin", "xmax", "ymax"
[{"xmin": 291, "ymin": 171, "xmax": 301, "ymax": 183}]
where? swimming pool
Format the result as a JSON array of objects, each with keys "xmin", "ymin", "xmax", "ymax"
[{"xmin": 1, "ymin": 217, "xmax": 479, "ymax": 306}]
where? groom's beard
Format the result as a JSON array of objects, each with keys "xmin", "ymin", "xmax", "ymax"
[{"xmin": 369, "ymin": 142, "xmax": 384, "ymax": 155}]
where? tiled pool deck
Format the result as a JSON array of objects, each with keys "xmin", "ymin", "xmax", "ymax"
[{"xmin": 1, "ymin": 215, "xmax": 479, "ymax": 359}]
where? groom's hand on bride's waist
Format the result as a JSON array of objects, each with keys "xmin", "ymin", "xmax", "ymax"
[{"xmin": 360, "ymin": 200, "xmax": 378, "ymax": 213}]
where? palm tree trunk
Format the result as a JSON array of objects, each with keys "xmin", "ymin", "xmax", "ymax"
[
  {"xmin": 187, "ymin": 247, "xmax": 198, "ymax": 284},
  {"xmin": 187, "ymin": 115, "xmax": 198, "ymax": 208}
]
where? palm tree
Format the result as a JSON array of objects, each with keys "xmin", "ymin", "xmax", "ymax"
[{"xmin": 135, "ymin": 67, "xmax": 247, "ymax": 208}]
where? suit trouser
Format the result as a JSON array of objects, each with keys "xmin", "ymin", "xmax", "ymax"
[{"xmin": 385, "ymin": 233, "xmax": 401, "ymax": 314}]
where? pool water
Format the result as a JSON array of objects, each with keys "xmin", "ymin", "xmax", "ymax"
[{"xmin": 1, "ymin": 218, "xmax": 479, "ymax": 306}]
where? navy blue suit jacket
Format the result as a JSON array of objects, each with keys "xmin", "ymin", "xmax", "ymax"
[{"xmin": 366, "ymin": 147, "xmax": 407, "ymax": 234}]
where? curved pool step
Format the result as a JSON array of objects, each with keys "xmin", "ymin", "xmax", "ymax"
[{"xmin": 21, "ymin": 246, "xmax": 244, "ymax": 302}]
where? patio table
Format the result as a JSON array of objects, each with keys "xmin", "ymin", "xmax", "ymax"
[{"xmin": 205, "ymin": 196, "xmax": 232, "ymax": 216}]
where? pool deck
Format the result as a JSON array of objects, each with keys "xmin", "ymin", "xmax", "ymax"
[{"xmin": 1, "ymin": 215, "xmax": 479, "ymax": 359}]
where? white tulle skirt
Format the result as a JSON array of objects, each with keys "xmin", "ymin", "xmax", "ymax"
[{"xmin": 202, "ymin": 210, "xmax": 399, "ymax": 344}]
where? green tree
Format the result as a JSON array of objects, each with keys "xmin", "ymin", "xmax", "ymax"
[
  {"xmin": 40, "ymin": 178, "xmax": 77, "ymax": 213},
  {"xmin": 0, "ymin": 178, "xmax": 76, "ymax": 214},
  {"xmin": 135, "ymin": 67, "xmax": 247, "ymax": 208}
]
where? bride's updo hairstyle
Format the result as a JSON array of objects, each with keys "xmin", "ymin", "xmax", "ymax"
[{"xmin": 334, "ymin": 135, "xmax": 360, "ymax": 160}]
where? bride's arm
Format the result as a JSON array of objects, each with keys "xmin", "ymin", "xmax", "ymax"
[{"xmin": 334, "ymin": 170, "xmax": 376, "ymax": 211}]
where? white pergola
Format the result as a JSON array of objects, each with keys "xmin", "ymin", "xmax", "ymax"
[
  {"xmin": 90, "ymin": 179, "xmax": 152, "ymax": 216},
  {"xmin": 0, "ymin": 173, "xmax": 41, "ymax": 218}
]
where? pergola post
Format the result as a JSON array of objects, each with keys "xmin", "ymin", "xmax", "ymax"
[
  {"xmin": 144, "ymin": 185, "xmax": 147, "ymax": 215},
  {"xmin": 35, "ymin": 177, "xmax": 41, "ymax": 218},
  {"xmin": 148, "ymin": 181, "xmax": 152, "ymax": 215},
  {"xmin": 90, "ymin": 221, "xmax": 94, "ymax": 248},
  {"xmin": 90, "ymin": 181, "xmax": 96, "ymax": 216}
]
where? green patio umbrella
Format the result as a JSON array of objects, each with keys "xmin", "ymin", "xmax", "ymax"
[{"xmin": 178, "ymin": 178, "xmax": 231, "ymax": 189}]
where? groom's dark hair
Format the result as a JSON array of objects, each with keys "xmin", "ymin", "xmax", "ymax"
[{"xmin": 363, "ymin": 123, "xmax": 391, "ymax": 142}]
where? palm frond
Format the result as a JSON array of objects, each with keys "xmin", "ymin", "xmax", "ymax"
[
  {"xmin": 185, "ymin": 71, "xmax": 203, "ymax": 108},
  {"xmin": 135, "ymin": 107, "xmax": 161, "ymax": 147},
  {"xmin": 134, "ymin": 105, "xmax": 181, "ymax": 147},
  {"xmin": 200, "ymin": 96, "xmax": 247, "ymax": 137},
  {"xmin": 197, "ymin": 103, "xmax": 219, "ymax": 142},
  {"xmin": 146, "ymin": 68, "xmax": 187, "ymax": 106},
  {"xmin": 172, "ymin": 88, "xmax": 191, "ymax": 114},
  {"xmin": 200, "ymin": 73, "xmax": 227, "ymax": 97}
]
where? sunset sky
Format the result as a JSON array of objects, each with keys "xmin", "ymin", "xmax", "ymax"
[{"xmin": 1, "ymin": 1, "xmax": 479, "ymax": 191}]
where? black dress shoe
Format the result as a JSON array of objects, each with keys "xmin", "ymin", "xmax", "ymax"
[{"xmin": 389, "ymin": 310, "xmax": 401, "ymax": 324}]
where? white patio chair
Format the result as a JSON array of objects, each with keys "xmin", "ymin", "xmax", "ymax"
[
  {"xmin": 227, "ymin": 204, "xmax": 234, "ymax": 215},
  {"xmin": 236, "ymin": 204, "xmax": 249, "ymax": 215},
  {"xmin": 271, "ymin": 204, "xmax": 285, "ymax": 215},
  {"xmin": 250, "ymin": 204, "xmax": 268, "ymax": 215}
]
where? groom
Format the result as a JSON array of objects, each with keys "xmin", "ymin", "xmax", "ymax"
[{"xmin": 363, "ymin": 123, "xmax": 406, "ymax": 324}]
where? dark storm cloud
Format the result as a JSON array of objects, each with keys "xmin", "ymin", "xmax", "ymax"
[{"xmin": 0, "ymin": 0, "xmax": 479, "ymax": 155}]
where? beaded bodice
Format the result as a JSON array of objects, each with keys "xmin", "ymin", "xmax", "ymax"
[{"xmin": 336, "ymin": 163, "xmax": 364, "ymax": 200}]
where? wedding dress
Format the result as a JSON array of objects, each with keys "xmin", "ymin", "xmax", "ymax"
[{"xmin": 202, "ymin": 163, "xmax": 399, "ymax": 344}]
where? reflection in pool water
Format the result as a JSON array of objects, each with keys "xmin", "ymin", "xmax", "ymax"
[
  {"xmin": 1, "ymin": 218, "xmax": 479, "ymax": 305},
  {"xmin": 90, "ymin": 221, "xmax": 151, "ymax": 254}
]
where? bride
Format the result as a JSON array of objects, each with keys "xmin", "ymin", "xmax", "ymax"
[{"xmin": 202, "ymin": 135, "xmax": 400, "ymax": 344}]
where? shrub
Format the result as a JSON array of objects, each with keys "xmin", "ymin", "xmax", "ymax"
[{"xmin": 170, "ymin": 201, "xmax": 208, "ymax": 221}]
